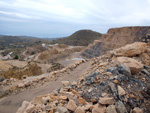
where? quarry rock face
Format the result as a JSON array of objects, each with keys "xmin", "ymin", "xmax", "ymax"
[
  {"xmin": 16, "ymin": 42, "xmax": 150, "ymax": 113},
  {"xmin": 81, "ymin": 26, "xmax": 150, "ymax": 58}
]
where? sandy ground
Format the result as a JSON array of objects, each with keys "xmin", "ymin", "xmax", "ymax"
[{"xmin": 0, "ymin": 61, "xmax": 92, "ymax": 113}]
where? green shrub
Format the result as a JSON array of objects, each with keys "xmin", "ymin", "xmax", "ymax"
[{"xmin": 14, "ymin": 55, "xmax": 19, "ymax": 59}]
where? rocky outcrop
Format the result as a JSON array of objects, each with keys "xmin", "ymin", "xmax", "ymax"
[
  {"xmin": 81, "ymin": 26, "xmax": 150, "ymax": 58},
  {"xmin": 114, "ymin": 42, "xmax": 147, "ymax": 57},
  {"xmin": 17, "ymin": 42, "xmax": 150, "ymax": 113},
  {"xmin": 112, "ymin": 42, "xmax": 150, "ymax": 74}
]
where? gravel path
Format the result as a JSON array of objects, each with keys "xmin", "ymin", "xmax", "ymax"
[{"xmin": 0, "ymin": 61, "xmax": 91, "ymax": 113}]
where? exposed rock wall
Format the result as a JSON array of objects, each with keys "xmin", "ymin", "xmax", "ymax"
[{"xmin": 81, "ymin": 26, "xmax": 150, "ymax": 58}]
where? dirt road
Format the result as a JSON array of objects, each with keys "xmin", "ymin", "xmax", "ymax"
[
  {"xmin": 58, "ymin": 52, "xmax": 84, "ymax": 67},
  {"xmin": 0, "ymin": 61, "xmax": 91, "ymax": 113}
]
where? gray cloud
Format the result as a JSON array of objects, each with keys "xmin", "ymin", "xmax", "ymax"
[{"xmin": 0, "ymin": 0, "xmax": 150, "ymax": 37}]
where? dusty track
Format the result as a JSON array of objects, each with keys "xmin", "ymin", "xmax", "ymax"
[{"xmin": 0, "ymin": 61, "xmax": 91, "ymax": 113}]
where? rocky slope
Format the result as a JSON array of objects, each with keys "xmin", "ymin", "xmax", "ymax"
[
  {"xmin": 17, "ymin": 42, "xmax": 150, "ymax": 113},
  {"xmin": 51, "ymin": 30, "xmax": 102, "ymax": 46},
  {"xmin": 81, "ymin": 26, "xmax": 150, "ymax": 58}
]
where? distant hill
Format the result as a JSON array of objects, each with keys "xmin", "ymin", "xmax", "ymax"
[
  {"xmin": 0, "ymin": 36, "xmax": 48, "ymax": 50},
  {"xmin": 43, "ymin": 37, "xmax": 64, "ymax": 41},
  {"xmin": 51, "ymin": 30, "xmax": 102, "ymax": 46}
]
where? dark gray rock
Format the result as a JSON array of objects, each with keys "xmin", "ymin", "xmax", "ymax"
[
  {"xmin": 98, "ymin": 81, "xmax": 105, "ymax": 88},
  {"xmin": 142, "ymin": 85, "xmax": 150, "ymax": 99},
  {"xmin": 106, "ymin": 67, "xmax": 119, "ymax": 75},
  {"xmin": 81, "ymin": 42, "xmax": 102, "ymax": 58},
  {"xmin": 147, "ymin": 85, "xmax": 150, "ymax": 96},
  {"xmin": 81, "ymin": 92, "xmax": 91, "ymax": 102},
  {"xmin": 85, "ymin": 74, "xmax": 92, "ymax": 85},
  {"xmin": 141, "ymin": 69, "xmax": 150, "ymax": 76},
  {"xmin": 115, "ymin": 101, "xmax": 128, "ymax": 113},
  {"xmin": 85, "ymin": 72, "xmax": 99, "ymax": 85},
  {"xmin": 109, "ymin": 82, "xmax": 117, "ymax": 97},
  {"xmin": 0, "ymin": 77, "xmax": 5, "ymax": 82},
  {"xmin": 118, "ymin": 64, "xmax": 131, "ymax": 76},
  {"xmin": 91, "ymin": 72, "xmax": 99, "ymax": 77},
  {"xmin": 117, "ymin": 74, "xmax": 129, "ymax": 82},
  {"xmin": 127, "ymin": 98, "xmax": 138, "ymax": 108},
  {"xmin": 144, "ymin": 65, "xmax": 150, "ymax": 72}
]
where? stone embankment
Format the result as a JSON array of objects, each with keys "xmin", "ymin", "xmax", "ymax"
[{"xmin": 17, "ymin": 42, "xmax": 150, "ymax": 113}]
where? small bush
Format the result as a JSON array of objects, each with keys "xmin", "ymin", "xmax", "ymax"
[
  {"xmin": 31, "ymin": 51, "xmax": 35, "ymax": 55},
  {"xmin": 14, "ymin": 55, "xmax": 19, "ymax": 59}
]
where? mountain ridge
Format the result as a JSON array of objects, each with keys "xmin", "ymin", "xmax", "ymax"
[{"xmin": 51, "ymin": 29, "xmax": 102, "ymax": 46}]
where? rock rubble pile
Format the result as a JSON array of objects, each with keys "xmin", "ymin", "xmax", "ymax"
[{"xmin": 17, "ymin": 42, "xmax": 150, "ymax": 113}]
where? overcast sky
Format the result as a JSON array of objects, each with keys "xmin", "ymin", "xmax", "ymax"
[{"xmin": 0, "ymin": 0, "xmax": 150, "ymax": 38}]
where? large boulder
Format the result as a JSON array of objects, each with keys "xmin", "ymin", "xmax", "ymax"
[
  {"xmin": 114, "ymin": 42, "xmax": 147, "ymax": 57},
  {"xmin": 115, "ymin": 57, "xmax": 143, "ymax": 74}
]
